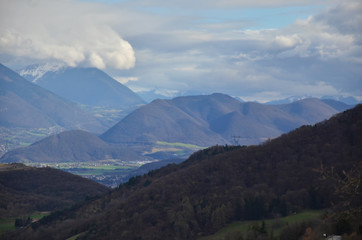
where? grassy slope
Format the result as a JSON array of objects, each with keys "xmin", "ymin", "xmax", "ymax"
[
  {"xmin": 0, "ymin": 212, "xmax": 50, "ymax": 236},
  {"xmin": 199, "ymin": 210, "xmax": 322, "ymax": 240}
]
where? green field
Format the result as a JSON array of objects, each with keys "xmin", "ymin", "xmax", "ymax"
[
  {"xmin": 0, "ymin": 212, "xmax": 50, "ymax": 236},
  {"xmin": 0, "ymin": 218, "xmax": 15, "ymax": 235},
  {"xmin": 199, "ymin": 210, "xmax": 322, "ymax": 240},
  {"xmin": 156, "ymin": 141, "xmax": 205, "ymax": 149}
]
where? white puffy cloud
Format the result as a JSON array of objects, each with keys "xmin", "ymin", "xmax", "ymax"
[{"xmin": 0, "ymin": 0, "xmax": 135, "ymax": 70}]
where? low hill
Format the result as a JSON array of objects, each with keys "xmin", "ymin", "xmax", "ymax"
[
  {"xmin": 0, "ymin": 163, "xmax": 109, "ymax": 218},
  {"xmin": 7, "ymin": 105, "xmax": 361, "ymax": 240},
  {"xmin": 0, "ymin": 64, "xmax": 105, "ymax": 132},
  {"xmin": 101, "ymin": 93, "xmax": 351, "ymax": 146},
  {"xmin": 22, "ymin": 66, "xmax": 145, "ymax": 109},
  {"xmin": 0, "ymin": 130, "xmax": 146, "ymax": 164}
]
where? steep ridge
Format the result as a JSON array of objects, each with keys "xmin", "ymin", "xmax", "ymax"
[
  {"xmin": 0, "ymin": 163, "xmax": 109, "ymax": 218},
  {"xmin": 26, "ymin": 66, "xmax": 145, "ymax": 109},
  {"xmin": 0, "ymin": 64, "xmax": 105, "ymax": 132},
  {"xmin": 7, "ymin": 105, "xmax": 361, "ymax": 240},
  {"xmin": 101, "ymin": 93, "xmax": 350, "ymax": 146},
  {"xmin": 0, "ymin": 130, "xmax": 146, "ymax": 163}
]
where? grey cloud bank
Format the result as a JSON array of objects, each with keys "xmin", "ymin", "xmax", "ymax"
[{"xmin": 0, "ymin": 0, "xmax": 361, "ymax": 102}]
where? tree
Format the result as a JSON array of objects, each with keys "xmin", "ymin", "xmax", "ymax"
[
  {"xmin": 323, "ymin": 162, "xmax": 362, "ymax": 236},
  {"xmin": 15, "ymin": 216, "xmax": 31, "ymax": 228}
]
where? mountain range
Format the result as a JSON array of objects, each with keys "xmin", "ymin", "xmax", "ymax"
[
  {"xmin": 19, "ymin": 64, "xmax": 145, "ymax": 109},
  {"xmin": 266, "ymin": 95, "xmax": 361, "ymax": 105},
  {"xmin": 0, "ymin": 64, "xmax": 104, "ymax": 132},
  {"xmin": 1, "ymin": 63, "xmax": 354, "ymax": 151},
  {"xmin": 101, "ymin": 93, "xmax": 352, "ymax": 146},
  {"xmin": 4, "ymin": 103, "xmax": 361, "ymax": 240},
  {"xmin": 0, "ymin": 90, "xmax": 353, "ymax": 166}
]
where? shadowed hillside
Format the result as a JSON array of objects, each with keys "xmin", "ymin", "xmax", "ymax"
[
  {"xmin": 5, "ymin": 105, "xmax": 361, "ymax": 240},
  {"xmin": 0, "ymin": 163, "xmax": 109, "ymax": 218}
]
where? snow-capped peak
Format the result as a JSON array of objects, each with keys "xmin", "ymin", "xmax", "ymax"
[{"xmin": 19, "ymin": 63, "xmax": 66, "ymax": 82}]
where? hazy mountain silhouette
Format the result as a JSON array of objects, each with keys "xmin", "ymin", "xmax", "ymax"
[
  {"xmin": 266, "ymin": 96, "xmax": 358, "ymax": 106},
  {"xmin": 0, "ymin": 64, "xmax": 105, "ymax": 132},
  {"xmin": 101, "ymin": 93, "xmax": 351, "ymax": 146},
  {"xmin": 24, "ymin": 66, "xmax": 145, "ymax": 109}
]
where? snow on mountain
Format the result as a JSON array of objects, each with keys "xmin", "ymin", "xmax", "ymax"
[
  {"xmin": 18, "ymin": 63, "xmax": 65, "ymax": 82},
  {"xmin": 265, "ymin": 96, "xmax": 310, "ymax": 105}
]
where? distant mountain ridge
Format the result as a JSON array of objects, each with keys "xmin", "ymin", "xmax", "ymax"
[
  {"xmin": 19, "ymin": 65, "xmax": 145, "ymax": 109},
  {"xmin": 101, "ymin": 93, "xmax": 352, "ymax": 146},
  {"xmin": 266, "ymin": 95, "xmax": 360, "ymax": 105}
]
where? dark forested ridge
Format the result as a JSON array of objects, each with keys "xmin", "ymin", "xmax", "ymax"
[
  {"xmin": 4, "ymin": 105, "xmax": 362, "ymax": 240},
  {"xmin": 0, "ymin": 163, "xmax": 109, "ymax": 218}
]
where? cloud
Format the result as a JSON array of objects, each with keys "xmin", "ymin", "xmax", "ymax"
[
  {"xmin": 124, "ymin": 0, "xmax": 335, "ymax": 9},
  {"xmin": 275, "ymin": 34, "xmax": 302, "ymax": 48},
  {"xmin": 0, "ymin": 0, "xmax": 361, "ymax": 102},
  {"xmin": 114, "ymin": 76, "xmax": 138, "ymax": 84},
  {"xmin": 133, "ymin": 0, "xmax": 362, "ymax": 100},
  {"xmin": 0, "ymin": 0, "xmax": 135, "ymax": 69}
]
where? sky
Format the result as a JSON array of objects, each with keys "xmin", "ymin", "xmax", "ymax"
[{"xmin": 0, "ymin": 0, "xmax": 361, "ymax": 102}]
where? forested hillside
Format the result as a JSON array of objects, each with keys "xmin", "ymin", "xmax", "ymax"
[
  {"xmin": 0, "ymin": 163, "xmax": 109, "ymax": 218},
  {"xmin": 3, "ymin": 105, "xmax": 361, "ymax": 240}
]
